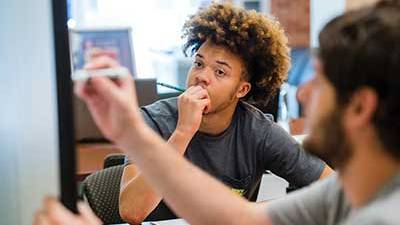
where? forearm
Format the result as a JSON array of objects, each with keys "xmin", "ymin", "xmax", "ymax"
[
  {"xmin": 119, "ymin": 129, "xmax": 194, "ymax": 223},
  {"xmin": 167, "ymin": 128, "xmax": 194, "ymax": 154},
  {"xmin": 119, "ymin": 166, "xmax": 162, "ymax": 224},
  {"xmin": 119, "ymin": 123, "xmax": 272, "ymax": 225}
]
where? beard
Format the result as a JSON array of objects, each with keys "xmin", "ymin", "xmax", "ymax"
[
  {"xmin": 203, "ymin": 88, "xmax": 238, "ymax": 116},
  {"xmin": 303, "ymin": 107, "xmax": 353, "ymax": 170}
]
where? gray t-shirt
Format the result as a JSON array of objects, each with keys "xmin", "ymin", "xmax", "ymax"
[
  {"xmin": 266, "ymin": 172, "xmax": 400, "ymax": 225},
  {"xmin": 134, "ymin": 97, "xmax": 325, "ymax": 220}
]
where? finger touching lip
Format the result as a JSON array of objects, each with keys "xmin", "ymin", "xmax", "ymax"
[
  {"xmin": 203, "ymin": 105, "xmax": 209, "ymax": 114},
  {"xmin": 202, "ymin": 99, "xmax": 211, "ymax": 114}
]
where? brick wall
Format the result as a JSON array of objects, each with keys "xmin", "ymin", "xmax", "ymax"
[
  {"xmin": 271, "ymin": 0, "xmax": 310, "ymax": 47},
  {"xmin": 346, "ymin": 0, "xmax": 379, "ymax": 11}
]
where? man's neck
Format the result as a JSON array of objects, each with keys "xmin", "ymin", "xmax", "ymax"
[
  {"xmin": 340, "ymin": 142, "xmax": 400, "ymax": 209},
  {"xmin": 198, "ymin": 101, "xmax": 238, "ymax": 136}
]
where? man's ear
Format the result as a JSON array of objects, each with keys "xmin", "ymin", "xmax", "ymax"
[
  {"xmin": 236, "ymin": 81, "xmax": 251, "ymax": 98},
  {"xmin": 345, "ymin": 87, "xmax": 378, "ymax": 128}
]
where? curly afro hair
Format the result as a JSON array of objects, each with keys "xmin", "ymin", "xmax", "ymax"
[{"xmin": 182, "ymin": 3, "xmax": 290, "ymax": 108}]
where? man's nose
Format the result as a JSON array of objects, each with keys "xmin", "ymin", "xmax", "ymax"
[{"xmin": 194, "ymin": 70, "xmax": 211, "ymax": 87}]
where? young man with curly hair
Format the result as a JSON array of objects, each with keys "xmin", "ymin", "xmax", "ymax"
[{"xmin": 118, "ymin": 3, "xmax": 331, "ymax": 223}]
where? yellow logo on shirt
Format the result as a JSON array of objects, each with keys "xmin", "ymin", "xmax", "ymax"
[{"xmin": 231, "ymin": 188, "xmax": 245, "ymax": 196}]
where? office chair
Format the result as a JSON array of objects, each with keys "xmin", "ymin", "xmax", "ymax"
[
  {"xmin": 82, "ymin": 154, "xmax": 178, "ymax": 224},
  {"xmin": 81, "ymin": 154, "xmax": 126, "ymax": 225}
]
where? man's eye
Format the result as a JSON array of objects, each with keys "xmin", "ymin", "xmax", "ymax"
[
  {"xmin": 215, "ymin": 69, "xmax": 225, "ymax": 77},
  {"xmin": 194, "ymin": 61, "xmax": 202, "ymax": 68}
]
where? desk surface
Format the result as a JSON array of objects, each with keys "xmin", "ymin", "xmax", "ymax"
[{"xmin": 76, "ymin": 143, "xmax": 122, "ymax": 181}]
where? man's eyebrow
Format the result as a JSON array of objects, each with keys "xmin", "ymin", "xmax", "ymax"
[
  {"xmin": 216, "ymin": 60, "xmax": 232, "ymax": 70},
  {"xmin": 195, "ymin": 53, "xmax": 204, "ymax": 58},
  {"xmin": 195, "ymin": 54, "xmax": 232, "ymax": 69}
]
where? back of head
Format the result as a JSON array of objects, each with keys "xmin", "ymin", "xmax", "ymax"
[
  {"xmin": 182, "ymin": 3, "xmax": 291, "ymax": 108},
  {"xmin": 318, "ymin": 0, "xmax": 400, "ymax": 159}
]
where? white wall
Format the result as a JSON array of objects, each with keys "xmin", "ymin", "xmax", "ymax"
[
  {"xmin": 0, "ymin": 0, "xmax": 60, "ymax": 224},
  {"xmin": 310, "ymin": 0, "xmax": 346, "ymax": 47}
]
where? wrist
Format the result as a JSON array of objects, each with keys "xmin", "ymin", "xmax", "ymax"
[
  {"xmin": 175, "ymin": 125, "xmax": 197, "ymax": 139},
  {"xmin": 169, "ymin": 128, "xmax": 195, "ymax": 155}
]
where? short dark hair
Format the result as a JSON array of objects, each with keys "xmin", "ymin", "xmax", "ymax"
[
  {"xmin": 319, "ymin": 0, "xmax": 400, "ymax": 159},
  {"xmin": 181, "ymin": 3, "xmax": 290, "ymax": 108}
]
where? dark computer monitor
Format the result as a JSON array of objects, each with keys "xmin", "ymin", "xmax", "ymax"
[{"xmin": 74, "ymin": 78, "xmax": 159, "ymax": 142}]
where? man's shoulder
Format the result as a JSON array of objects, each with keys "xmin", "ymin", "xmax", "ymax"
[
  {"xmin": 140, "ymin": 97, "xmax": 178, "ymax": 138},
  {"xmin": 232, "ymin": 101, "xmax": 280, "ymax": 143},
  {"xmin": 266, "ymin": 174, "xmax": 350, "ymax": 225},
  {"xmin": 141, "ymin": 97, "xmax": 178, "ymax": 118},
  {"xmin": 344, "ymin": 187, "xmax": 400, "ymax": 225},
  {"xmin": 237, "ymin": 101, "xmax": 274, "ymax": 126}
]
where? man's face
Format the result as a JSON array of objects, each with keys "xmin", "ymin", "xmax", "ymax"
[
  {"xmin": 186, "ymin": 40, "xmax": 250, "ymax": 115},
  {"xmin": 303, "ymin": 60, "xmax": 352, "ymax": 169}
]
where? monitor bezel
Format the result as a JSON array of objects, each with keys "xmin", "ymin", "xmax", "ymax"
[{"xmin": 52, "ymin": 0, "xmax": 78, "ymax": 213}]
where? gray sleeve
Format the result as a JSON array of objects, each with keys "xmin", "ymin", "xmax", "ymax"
[
  {"xmin": 263, "ymin": 123, "xmax": 325, "ymax": 187},
  {"xmin": 140, "ymin": 107, "xmax": 162, "ymax": 134},
  {"xmin": 266, "ymin": 175, "xmax": 343, "ymax": 225},
  {"xmin": 341, "ymin": 197, "xmax": 400, "ymax": 225},
  {"xmin": 343, "ymin": 218, "xmax": 393, "ymax": 225}
]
